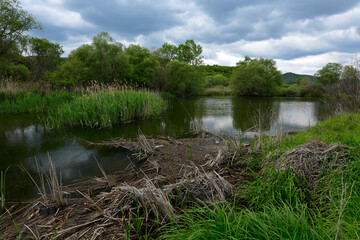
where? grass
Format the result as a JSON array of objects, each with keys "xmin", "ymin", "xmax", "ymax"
[
  {"xmin": 160, "ymin": 112, "xmax": 360, "ymax": 240},
  {"xmin": 0, "ymin": 79, "xmax": 168, "ymax": 127},
  {"xmin": 160, "ymin": 202, "xmax": 329, "ymax": 240},
  {"xmin": 0, "ymin": 90, "xmax": 75, "ymax": 114},
  {"xmin": 203, "ymin": 85, "xmax": 232, "ymax": 96},
  {"xmin": 47, "ymin": 89, "xmax": 167, "ymax": 128},
  {"xmin": 0, "ymin": 167, "xmax": 10, "ymax": 213}
]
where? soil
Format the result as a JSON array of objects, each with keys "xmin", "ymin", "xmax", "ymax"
[{"xmin": 0, "ymin": 135, "xmax": 249, "ymax": 239}]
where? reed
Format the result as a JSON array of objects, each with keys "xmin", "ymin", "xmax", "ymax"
[
  {"xmin": 47, "ymin": 89, "xmax": 167, "ymax": 128},
  {"xmin": 0, "ymin": 90, "xmax": 75, "ymax": 114},
  {"xmin": 0, "ymin": 167, "xmax": 10, "ymax": 213}
]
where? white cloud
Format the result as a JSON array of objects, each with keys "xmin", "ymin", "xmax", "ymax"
[
  {"xmin": 276, "ymin": 52, "xmax": 359, "ymax": 74},
  {"xmin": 19, "ymin": 0, "xmax": 360, "ymax": 74},
  {"xmin": 20, "ymin": 0, "xmax": 95, "ymax": 29}
]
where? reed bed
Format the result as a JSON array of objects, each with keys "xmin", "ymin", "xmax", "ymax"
[
  {"xmin": 0, "ymin": 90, "xmax": 75, "ymax": 114},
  {"xmin": 47, "ymin": 90, "xmax": 167, "ymax": 128}
]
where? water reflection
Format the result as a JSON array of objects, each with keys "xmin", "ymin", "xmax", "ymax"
[{"xmin": 0, "ymin": 97, "xmax": 326, "ymax": 201}]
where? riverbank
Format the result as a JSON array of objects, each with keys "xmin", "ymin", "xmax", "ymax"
[
  {"xmin": 1, "ymin": 112, "xmax": 359, "ymax": 239},
  {"xmin": 0, "ymin": 88, "xmax": 167, "ymax": 128}
]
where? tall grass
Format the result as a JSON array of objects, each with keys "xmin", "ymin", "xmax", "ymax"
[
  {"xmin": 47, "ymin": 90, "xmax": 167, "ymax": 128},
  {"xmin": 0, "ymin": 167, "xmax": 10, "ymax": 213},
  {"xmin": 158, "ymin": 112, "xmax": 360, "ymax": 239},
  {"xmin": 160, "ymin": 202, "xmax": 329, "ymax": 240},
  {"xmin": 0, "ymin": 90, "xmax": 75, "ymax": 114}
]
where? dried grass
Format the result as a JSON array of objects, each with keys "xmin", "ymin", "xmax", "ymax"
[
  {"xmin": 270, "ymin": 141, "xmax": 350, "ymax": 187},
  {"xmin": 101, "ymin": 168, "xmax": 233, "ymax": 224}
]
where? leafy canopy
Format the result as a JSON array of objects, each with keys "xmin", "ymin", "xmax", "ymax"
[
  {"xmin": 315, "ymin": 62, "xmax": 342, "ymax": 86},
  {"xmin": 231, "ymin": 56, "xmax": 282, "ymax": 96},
  {"xmin": 0, "ymin": 0, "xmax": 40, "ymax": 57}
]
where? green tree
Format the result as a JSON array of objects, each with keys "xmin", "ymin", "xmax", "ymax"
[
  {"xmin": 157, "ymin": 42, "xmax": 178, "ymax": 65},
  {"xmin": 126, "ymin": 44, "xmax": 159, "ymax": 86},
  {"xmin": 0, "ymin": 0, "xmax": 40, "ymax": 57},
  {"xmin": 164, "ymin": 61, "xmax": 193, "ymax": 95},
  {"xmin": 0, "ymin": 0, "xmax": 40, "ymax": 81},
  {"xmin": 27, "ymin": 37, "xmax": 64, "ymax": 80},
  {"xmin": 205, "ymin": 74, "xmax": 229, "ymax": 87},
  {"xmin": 340, "ymin": 65, "xmax": 359, "ymax": 87},
  {"xmin": 50, "ymin": 32, "xmax": 130, "ymax": 86},
  {"xmin": 177, "ymin": 40, "xmax": 203, "ymax": 67},
  {"xmin": 231, "ymin": 56, "xmax": 282, "ymax": 96},
  {"xmin": 315, "ymin": 63, "xmax": 342, "ymax": 86}
]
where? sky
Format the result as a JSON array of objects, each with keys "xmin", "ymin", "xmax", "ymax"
[{"xmin": 19, "ymin": 0, "xmax": 360, "ymax": 75}]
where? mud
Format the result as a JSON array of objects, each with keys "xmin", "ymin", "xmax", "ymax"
[{"xmin": 1, "ymin": 135, "xmax": 248, "ymax": 239}]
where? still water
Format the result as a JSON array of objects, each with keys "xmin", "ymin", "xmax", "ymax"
[{"xmin": 0, "ymin": 96, "xmax": 326, "ymax": 201}]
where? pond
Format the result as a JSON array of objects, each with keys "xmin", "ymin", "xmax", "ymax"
[{"xmin": 0, "ymin": 96, "xmax": 326, "ymax": 202}]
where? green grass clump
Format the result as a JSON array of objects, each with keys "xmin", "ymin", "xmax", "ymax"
[
  {"xmin": 160, "ymin": 203, "xmax": 328, "ymax": 240},
  {"xmin": 47, "ymin": 90, "xmax": 167, "ymax": 128},
  {"xmin": 260, "ymin": 113, "xmax": 360, "ymax": 155},
  {"xmin": 159, "ymin": 113, "xmax": 360, "ymax": 239},
  {"xmin": 0, "ymin": 90, "xmax": 75, "ymax": 114}
]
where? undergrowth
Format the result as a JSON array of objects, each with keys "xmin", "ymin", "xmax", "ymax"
[
  {"xmin": 160, "ymin": 113, "xmax": 360, "ymax": 240},
  {"xmin": 0, "ymin": 90, "xmax": 75, "ymax": 114}
]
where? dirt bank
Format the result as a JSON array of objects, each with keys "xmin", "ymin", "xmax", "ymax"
[{"xmin": 1, "ymin": 134, "xmax": 248, "ymax": 239}]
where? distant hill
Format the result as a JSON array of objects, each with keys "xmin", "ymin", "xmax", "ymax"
[
  {"xmin": 282, "ymin": 72, "xmax": 315, "ymax": 84},
  {"xmin": 201, "ymin": 66, "xmax": 315, "ymax": 84}
]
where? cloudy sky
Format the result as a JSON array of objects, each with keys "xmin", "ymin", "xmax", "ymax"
[{"xmin": 20, "ymin": 0, "xmax": 360, "ymax": 74}]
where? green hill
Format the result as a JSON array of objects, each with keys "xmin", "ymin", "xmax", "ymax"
[{"xmin": 282, "ymin": 72, "xmax": 315, "ymax": 84}]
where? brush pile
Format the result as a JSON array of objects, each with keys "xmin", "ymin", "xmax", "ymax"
[{"xmin": 271, "ymin": 141, "xmax": 350, "ymax": 187}]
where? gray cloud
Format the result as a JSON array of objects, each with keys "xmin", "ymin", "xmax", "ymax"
[
  {"xmin": 62, "ymin": 0, "xmax": 183, "ymax": 39},
  {"xmin": 20, "ymin": 0, "xmax": 360, "ymax": 74}
]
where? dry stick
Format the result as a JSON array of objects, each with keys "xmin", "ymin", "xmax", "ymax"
[
  {"xmin": 94, "ymin": 156, "xmax": 111, "ymax": 187},
  {"xmin": 335, "ymin": 175, "xmax": 355, "ymax": 240},
  {"xmin": 76, "ymin": 190, "xmax": 103, "ymax": 213},
  {"xmin": 45, "ymin": 219, "xmax": 101, "ymax": 239},
  {"xmin": 24, "ymin": 224, "xmax": 39, "ymax": 239}
]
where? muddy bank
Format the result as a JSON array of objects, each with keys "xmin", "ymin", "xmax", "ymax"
[{"xmin": 1, "ymin": 135, "xmax": 248, "ymax": 239}]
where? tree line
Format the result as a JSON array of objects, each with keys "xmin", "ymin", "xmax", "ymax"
[{"xmin": 1, "ymin": 0, "xmax": 359, "ymax": 97}]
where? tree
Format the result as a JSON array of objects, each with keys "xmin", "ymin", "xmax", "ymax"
[
  {"xmin": 27, "ymin": 37, "xmax": 64, "ymax": 80},
  {"xmin": 164, "ymin": 61, "xmax": 193, "ymax": 95},
  {"xmin": 50, "ymin": 32, "xmax": 130, "ymax": 86},
  {"xmin": 231, "ymin": 56, "xmax": 282, "ymax": 96},
  {"xmin": 157, "ymin": 42, "xmax": 178, "ymax": 65},
  {"xmin": 177, "ymin": 40, "xmax": 203, "ymax": 67},
  {"xmin": 315, "ymin": 63, "xmax": 342, "ymax": 86},
  {"xmin": 0, "ymin": 0, "xmax": 40, "ymax": 58}
]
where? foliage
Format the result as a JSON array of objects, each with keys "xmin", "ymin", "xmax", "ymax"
[
  {"xmin": 0, "ymin": 90, "xmax": 75, "ymax": 114},
  {"xmin": 200, "ymin": 65, "xmax": 236, "ymax": 78},
  {"xmin": 0, "ymin": 0, "xmax": 40, "ymax": 58},
  {"xmin": 204, "ymin": 74, "xmax": 229, "ymax": 87},
  {"xmin": 321, "ymin": 61, "xmax": 360, "ymax": 114},
  {"xmin": 156, "ymin": 42, "xmax": 178, "ymax": 65},
  {"xmin": 0, "ymin": 0, "xmax": 40, "ymax": 82},
  {"xmin": 231, "ymin": 56, "xmax": 282, "ymax": 96},
  {"xmin": 0, "ymin": 63, "xmax": 29, "ymax": 81},
  {"xmin": 177, "ymin": 40, "xmax": 203, "ymax": 67},
  {"xmin": 47, "ymin": 90, "xmax": 167, "ymax": 128},
  {"xmin": 163, "ymin": 61, "xmax": 198, "ymax": 96},
  {"xmin": 315, "ymin": 63, "xmax": 342, "ymax": 86},
  {"xmin": 126, "ymin": 44, "xmax": 161, "ymax": 87},
  {"xmin": 50, "ymin": 32, "xmax": 130, "ymax": 86},
  {"xmin": 27, "ymin": 37, "xmax": 64, "ymax": 81},
  {"xmin": 160, "ymin": 202, "xmax": 328, "ymax": 240}
]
